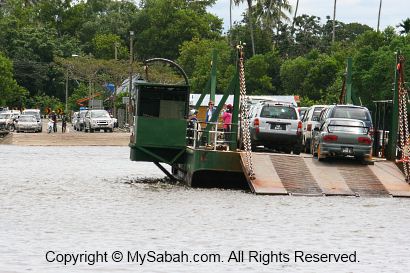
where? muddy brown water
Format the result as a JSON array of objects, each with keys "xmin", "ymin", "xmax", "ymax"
[{"xmin": 0, "ymin": 146, "xmax": 409, "ymax": 272}]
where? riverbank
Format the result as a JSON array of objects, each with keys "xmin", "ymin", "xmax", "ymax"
[{"xmin": 0, "ymin": 131, "xmax": 130, "ymax": 146}]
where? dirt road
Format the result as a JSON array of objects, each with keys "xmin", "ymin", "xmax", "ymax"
[{"xmin": 0, "ymin": 130, "xmax": 130, "ymax": 146}]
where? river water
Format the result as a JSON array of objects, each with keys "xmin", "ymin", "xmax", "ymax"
[{"xmin": 0, "ymin": 145, "xmax": 409, "ymax": 273}]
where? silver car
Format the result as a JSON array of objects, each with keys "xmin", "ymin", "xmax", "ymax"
[
  {"xmin": 15, "ymin": 115, "xmax": 39, "ymax": 133},
  {"xmin": 312, "ymin": 118, "xmax": 372, "ymax": 161},
  {"xmin": 249, "ymin": 101, "xmax": 302, "ymax": 154},
  {"xmin": 84, "ymin": 109, "xmax": 114, "ymax": 133},
  {"xmin": 0, "ymin": 113, "xmax": 16, "ymax": 131},
  {"xmin": 301, "ymin": 105, "xmax": 326, "ymax": 153}
]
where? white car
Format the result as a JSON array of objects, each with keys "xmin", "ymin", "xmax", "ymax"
[
  {"xmin": 22, "ymin": 109, "xmax": 42, "ymax": 132},
  {"xmin": 301, "ymin": 105, "xmax": 327, "ymax": 153},
  {"xmin": 84, "ymin": 110, "xmax": 114, "ymax": 133},
  {"xmin": 15, "ymin": 115, "xmax": 39, "ymax": 133}
]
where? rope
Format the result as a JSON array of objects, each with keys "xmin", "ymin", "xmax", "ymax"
[
  {"xmin": 237, "ymin": 44, "xmax": 255, "ymax": 180},
  {"xmin": 396, "ymin": 56, "xmax": 410, "ymax": 182}
]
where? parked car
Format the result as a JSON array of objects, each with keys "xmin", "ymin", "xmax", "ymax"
[
  {"xmin": 84, "ymin": 109, "xmax": 114, "ymax": 133},
  {"xmin": 249, "ymin": 101, "xmax": 302, "ymax": 154},
  {"xmin": 15, "ymin": 115, "xmax": 39, "ymax": 133},
  {"xmin": 0, "ymin": 112, "xmax": 16, "ymax": 131},
  {"xmin": 301, "ymin": 105, "xmax": 327, "ymax": 153},
  {"xmin": 312, "ymin": 118, "xmax": 372, "ymax": 162},
  {"xmin": 22, "ymin": 109, "xmax": 42, "ymax": 132}
]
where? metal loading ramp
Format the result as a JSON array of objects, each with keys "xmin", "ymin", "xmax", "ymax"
[{"xmin": 240, "ymin": 153, "xmax": 410, "ymax": 197}]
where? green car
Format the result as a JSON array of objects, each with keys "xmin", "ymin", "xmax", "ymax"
[{"xmin": 312, "ymin": 118, "xmax": 372, "ymax": 161}]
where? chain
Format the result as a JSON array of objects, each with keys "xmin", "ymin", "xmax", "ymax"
[
  {"xmin": 237, "ymin": 44, "xmax": 255, "ymax": 180},
  {"xmin": 397, "ymin": 56, "xmax": 410, "ymax": 182}
]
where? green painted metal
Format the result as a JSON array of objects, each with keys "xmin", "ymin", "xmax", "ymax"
[
  {"xmin": 387, "ymin": 51, "xmax": 400, "ymax": 160},
  {"xmin": 195, "ymin": 79, "xmax": 210, "ymax": 109},
  {"xmin": 345, "ymin": 57, "xmax": 353, "ymax": 104},
  {"xmin": 130, "ymin": 146, "xmax": 186, "ymax": 164},
  {"xmin": 134, "ymin": 117, "xmax": 187, "ymax": 148},
  {"xmin": 210, "ymin": 49, "xmax": 217, "ymax": 103},
  {"xmin": 184, "ymin": 147, "xmax": 242, "ymax": 172},
  {"xmin": 194, "ymin": 50, "xmax": 218, "ymax": 109}
]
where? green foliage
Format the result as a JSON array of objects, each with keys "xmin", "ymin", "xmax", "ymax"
[
  {"xmin": 0, "ymin": 53, "xmax": 28, "ymax": 107},
  {"xmin": 26, "ymin": 94, "xmax": 64, "ymax": 112},
  {"xmin": 178, "ymin": 38, "xmax": 234, "ymax": 93},
  {"xmin": 280, "ymin": 51, "xmax": 339, "ymax": 100},
  {"xmin": 92, "ymin": 34, "xmax": 128, "ymax": 60},
  {"xmin": 244, "ymin": 54, "xmax": 272, "ymax": 95},
  {"xmin": 133, "ymin": 0, "xmax": 222, "ymax": 60}
]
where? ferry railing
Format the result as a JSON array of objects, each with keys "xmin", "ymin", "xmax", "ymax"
[{"xmin": 186, "ymin": 120, "xmax": 237, "ymax": 150}]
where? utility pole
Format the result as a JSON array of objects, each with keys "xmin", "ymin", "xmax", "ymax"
[
  {"xmin": 377, "ymin": 0, "xmax": 383, "ymax": 32},
  {"xmin": 387, "ymin": 51, "xmax": 400, "ymax": 160},
  {"xmin": 65, "ymin": 66, "xmax": 69, "ymax": 114},
  {"xmin": 128, "ymin": 31, "xmax": 134, "ymax": 127},
  {"xmin": 113, "ymin": 42, "xmax": 119, "ymax": 119},
  {"xmin": 332, "ymin": 0, "xmax": 337, "ymax": 43}
]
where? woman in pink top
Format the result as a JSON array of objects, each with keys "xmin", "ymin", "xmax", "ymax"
[{"xmin": 222, "ymin": 104, "xmax": 233, "ymax": 141}]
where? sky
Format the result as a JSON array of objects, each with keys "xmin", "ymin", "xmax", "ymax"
[{"xmin": 208, "ymin": 0, "xmax": 410, "ymax": 33}]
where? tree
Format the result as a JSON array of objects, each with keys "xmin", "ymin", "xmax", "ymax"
[
  {"xmin": 92, "ymin": 34, "xmax": 128, "ymax": 60},
  {"xmin": 244, "ymin": 54, "xmax": 273, "ymax": 94},
  {"xmin": 132, "ymin": 0, "xmax": 222, "ymax": 60},
  {"xmin": 397, "ymin": 18, "xmax": 410, "ymax": 35},
  {"xmin": 178, "ymin": 38, "xmax": 235, "ymax": 93},
  {"xmin": 0, "ymin": 53, "xmax": 28, "ymax": 107},
  {"xmin": 234, "ymin": 0, "xmax": 256, "ymax": 56}
]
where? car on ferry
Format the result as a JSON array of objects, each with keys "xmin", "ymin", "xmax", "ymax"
[
  {"xmin": 312, "ymin": 118, "xmax": 372, "ymax": 161},
  {"xmin": 301, "ymin": 105, "xmax": 327, "ymax": 153},
  {"xmin": 249, "ymin": 101, "xmax": 302, "ymax": 154}
]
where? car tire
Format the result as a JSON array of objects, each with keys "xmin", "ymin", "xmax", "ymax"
[
  {"xmin": 109, "ymin": 128, "xmax": 113, "ymax": 133},
  {"xmin": 293, "ymin": 146, "xmax": 302, "ymax": 155},
  {"xmin": 284, "ymin": 147, "xmax": 291, "ymax": 154},
  {"xmin": 90, "ymin": 128, "xmax": 94, "ymax": 133},
  {"xmin": 317, "ymin": 144, "xmax": 325, "ymax": 161}
]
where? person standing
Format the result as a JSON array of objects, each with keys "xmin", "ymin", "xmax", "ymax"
[
  {"xmin": 205, "ymin": 100, "xmax": 216, "ymax": 123},
  {"xmin": 51, "ymin": 111, "xmax": 57, "ymax": 133},
  {"xmin": 61, "ymin": 113, "xmax": 67, "ymax": 133},
  {"xmin": 205, "ymin": 100, "xmax": 217, "ymax": 145},
  {"xmin": 222, "ymin": 104, "xmax": 233, "ymax": 142}
]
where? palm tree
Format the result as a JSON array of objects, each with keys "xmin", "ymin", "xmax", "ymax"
[
  {"xmin": 234, "ymin": 0, "xmax": 292, "ymax": 56},
  {"xmin": 292, "ymin": 0, "xmax": 300, "ymax": 31},
  {"xmin": 255, "ymin": 0, "xmax": 291, "ymax": 43},
  {"xmin": 234, "ymin": 0, "xmax": 256, "ymax": 56},
  {"xmin": 397, "ymin": 18, "xmax": 410, "ymax": 35},
  {"xmin": 376, "ymin": 0, "xmax": 382, "ymax": 32}
]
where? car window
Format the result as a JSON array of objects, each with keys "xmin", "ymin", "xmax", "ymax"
[
  {"xmin": 328, "ymin": 120, "xmax": 367, "ymax": 134},
  {"xmin": 260, "ymin": 105, "xmax": 297, "ymax": 120},
  {"xmin": 19, "ymin": 116, "xmax": 36, "ymax": 122},
  {"xmin": 311, "ymin": 107, "xmax": 324, "ymax": 121},
  {"xmin": 91, "ymin": 110, "xmax": 110, "ymax": 118},
  {"xmin": 332, "ymin": 107, "xmax": 370, "ymax": 121}
]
